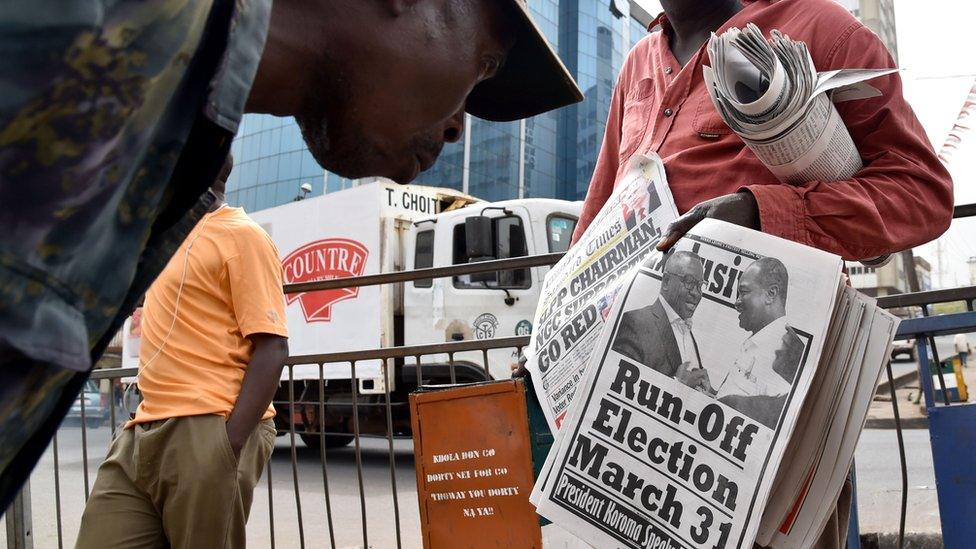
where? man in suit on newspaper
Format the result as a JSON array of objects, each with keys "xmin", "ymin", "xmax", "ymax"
[
  {"xmin": 715, "ymin": 257, "xmax": 804, "ymax": 429},
  {"xmin": 612, "ymin": 251, "xmax": 710, "ymax": 389}
]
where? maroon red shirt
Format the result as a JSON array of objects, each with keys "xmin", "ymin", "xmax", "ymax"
[{"xmin": 572, "ymin": 0, "xmax": 953, "ymax": 259}]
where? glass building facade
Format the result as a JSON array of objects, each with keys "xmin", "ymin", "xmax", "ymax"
[{"xmin": 227, "ymin": 1, "xmax": 654, "ymax": 212}]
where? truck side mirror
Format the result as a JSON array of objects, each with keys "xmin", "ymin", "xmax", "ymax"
[{"xmin": 465, "ymin": 216, "xmax": 496, "ymax": 283}]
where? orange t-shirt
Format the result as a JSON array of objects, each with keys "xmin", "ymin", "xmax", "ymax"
[{"xmin": 129, "ymin": 206, "xmax": 288, "ymax": 426}]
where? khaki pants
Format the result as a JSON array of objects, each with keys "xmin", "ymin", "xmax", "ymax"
[{"xmin": 76, "ymin": 415, "xmax": 276, "ymax": 549}]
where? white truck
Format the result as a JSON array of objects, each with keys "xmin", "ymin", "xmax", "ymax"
[{"xmin": 243, "ymin": 181, "xmax": 580, "ymax": 447}]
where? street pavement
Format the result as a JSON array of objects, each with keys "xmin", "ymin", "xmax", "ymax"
[{"xmin": 854, "ymin": 429, "xmax": 940, "ymax": 538}]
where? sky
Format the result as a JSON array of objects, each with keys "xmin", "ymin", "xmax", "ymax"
[
  {"xmin": 893, "ymin": 0, "xmax": 976, "ymax": 288},
  {"xmin": 634, "ymin": 0, "xmax": 976, "ymax": 288}
]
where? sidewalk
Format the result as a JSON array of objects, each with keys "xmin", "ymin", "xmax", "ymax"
[
  {"xmin": 856, "ymin": 354, "xmax": 974, "ymax": 547},
  {"xmin": 866, "ymin": 354, "xmax": 975, "ymax": 429}
]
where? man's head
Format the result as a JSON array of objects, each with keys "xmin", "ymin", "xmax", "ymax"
[
  {"xmin": 736, "ymin": 257, "xmax": 789, "ymax": 333},
  {"xmin": 249, "ymin": 0, "xmax": 581, "ymax": 184},
  {"xmin": 661, "ymin": 251, "xmax": 705, "ymax": 320}
]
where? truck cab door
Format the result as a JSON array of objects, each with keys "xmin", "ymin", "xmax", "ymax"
[
  {"xmin": 442, "ymin": 205, "xmax": 540, "ymax": 378},
  {"xmin": 404, "ymin": 205, "xmax": 580, "ymax": 382}
]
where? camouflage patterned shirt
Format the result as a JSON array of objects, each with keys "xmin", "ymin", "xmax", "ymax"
[{"xmin": 0, "ymin": 0, "xmax": 272, "ymax": 371}]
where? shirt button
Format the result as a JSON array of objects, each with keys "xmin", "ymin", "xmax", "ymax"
[
  {"xmin": 663, "ymin": 108, "xmax": 673, "ymax": 117},
  {"xmin": 664, "ymin": 66, "xmax": 673, "ymax": 75}
]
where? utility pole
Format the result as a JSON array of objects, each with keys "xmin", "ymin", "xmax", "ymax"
[{"xmin": 901, "ymin": 249, "xmax": 921, "ymax": 293}]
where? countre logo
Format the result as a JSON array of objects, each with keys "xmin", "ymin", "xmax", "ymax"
[{"xmin": 282, "ymin": 239, "xmax": 369, "ymax": 323}]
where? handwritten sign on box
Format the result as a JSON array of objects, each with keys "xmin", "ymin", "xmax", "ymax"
[{"xmin": 410, "ymin": 379, "xmax": 542, "ymax": 548}]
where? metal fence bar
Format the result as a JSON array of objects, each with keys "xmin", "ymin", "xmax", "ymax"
[
  {"xmin": 266, "ymin": 459, "xmax": 275, "ymax": 549},
  {"xmin": 79, "ymin": 396, "xmax": 90, "ymax": 500},
  {"xmin": 317, "ymin": 364, "xmax": 337, "ymax": 549},
  {"xmin": 283, "ymin": 253, "xmax": 565, "ymax": 294},
  {"xmin": 952, "ymin": 203, "xmax": 976, "ymax": 219},
  {"xmin": 89, "ymin": 368, "xmax": 138, "ymax": 380},
  {"xmin": 877, "ymin": 285, "xmax": 976, "ymax": 310},
  {"xmin": 109, "ymin": 386, "xmax": 117, "ymax": 437},
  {"xmin": 885, "ymin": 362, "xmax": 907, "ymax": 549},
  {"xmin": 350, "ymin": 361, "xmax": 368, "ymax": 548},
  {"xmin": 286, "ymin": 335, "xmax": 531, "ymax": 366},
  {"xmin": 414, "ymin": 355, "xmax": 422, "ymax": 388},
  {"xmin": 482, "ymin": 348, "xmax": 490, "ymax": 379},
  {"xmin": 917, "ymin": 303, "xmax": 952, "ymax": 406},
  {"xmin": 448, "ymin": 352, "xmax": 456, "ymax": 384},
  {"xmin": 52, "ymin": 434, "xmax": 62, "ymax": 549},
  {"xmin": 383, "ymin": 358, "xmax": 403, "ymax": 549},
  {"xmin": 286, "ymin": 368, "xmax": 306, "ymax": 549},
  {"xmin": 5, "ymin": 481, "xmax": 32, "ymax": 549},
  {"xmin": 928, "ymin": 334, "xmax": 952, "ymax": 406}
]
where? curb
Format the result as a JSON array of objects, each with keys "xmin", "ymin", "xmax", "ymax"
[
  {"xmin": 867, "ymin": 369, "xmax": 928, "ymax": 429},
  {"xmin": 860, "ymin": 532, "xmax": 942, "ymax": 548},
  {"xmin": 863, "ymin": 414, "xmax": 928, "ymax": 429},
  {"xmin": 876, "ymin": 369, "xmax": 918, "ymax": 396}
]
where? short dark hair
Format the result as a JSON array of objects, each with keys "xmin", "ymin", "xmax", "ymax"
[
  {"xmin": 663, "ymin": 250, "xmax": 702, "ymax": 275},
  {"xmin": 753, "ymin": 256, "xmax": 789, "ymax": 303}
]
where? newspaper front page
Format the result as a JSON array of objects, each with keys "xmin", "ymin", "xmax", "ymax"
[
  {"xmin": 524, "ymin": 154, "xmax": 680, "ymax": 430},
  {"xmin": 532, "ymin": 219, "xmax": 843, "ymax": 549}
]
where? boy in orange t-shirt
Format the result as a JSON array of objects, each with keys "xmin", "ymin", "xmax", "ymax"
[{"xmin": 77, "ymin": 156, "xmax": 289, "ymax": 548}]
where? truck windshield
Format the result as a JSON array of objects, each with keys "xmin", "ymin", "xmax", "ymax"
[{"xmin": 547, "ymin": 215, "xmax": 577, "ymax": 253}]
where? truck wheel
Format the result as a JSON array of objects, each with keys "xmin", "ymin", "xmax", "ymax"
[
  {"xmin": 299, "ymin": 433, "xmax": 355, "ymax": 449},
  {"xmin": 85, "ymin": 418, "xmax": 103, "ymax": 429}
]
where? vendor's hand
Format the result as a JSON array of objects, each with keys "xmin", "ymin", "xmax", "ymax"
[
  {"xmin": 676, "ymin": 362, "xmax": 709, "ymax": 390},
  {"xmin": 657, "ymin": 192, "xmax": 759, "ymax": 252},
  {"xmin": 511, "ymin": 354, "xmax": 529, "ymax": 379}
]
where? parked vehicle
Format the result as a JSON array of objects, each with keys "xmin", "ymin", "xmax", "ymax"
[
  {"xmin": 67, "ymin": 380, "xmax": 107, "ymax": 429},
  {"xmin": 890, "ymin": 338, "xmax": 916, "ymax": 361},
  {"xmin": 247, "ymin": 182, "xmax": 580, "ymax": 445}
]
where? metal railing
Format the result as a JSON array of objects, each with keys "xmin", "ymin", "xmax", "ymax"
[
  {"xmin": 2, "ymin": 253, "xmax": 563, "ymax": 549},
  {"xmin": 868, "ymin": 198, "xmax": 976, "ymax": 548}
]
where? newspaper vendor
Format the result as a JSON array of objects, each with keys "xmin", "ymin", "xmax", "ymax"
[
  {"xmin": 571, "ymin": 0, "xmax": 952, "ymax": 258},
  {"xmin": 570, "ymin": 0, "xmax": 953, "ymax": 546}
]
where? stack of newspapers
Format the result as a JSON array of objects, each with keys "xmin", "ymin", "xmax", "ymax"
[{"xmin": 524, "ymin": 155, "xmax": 899, "ymax": 548}]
